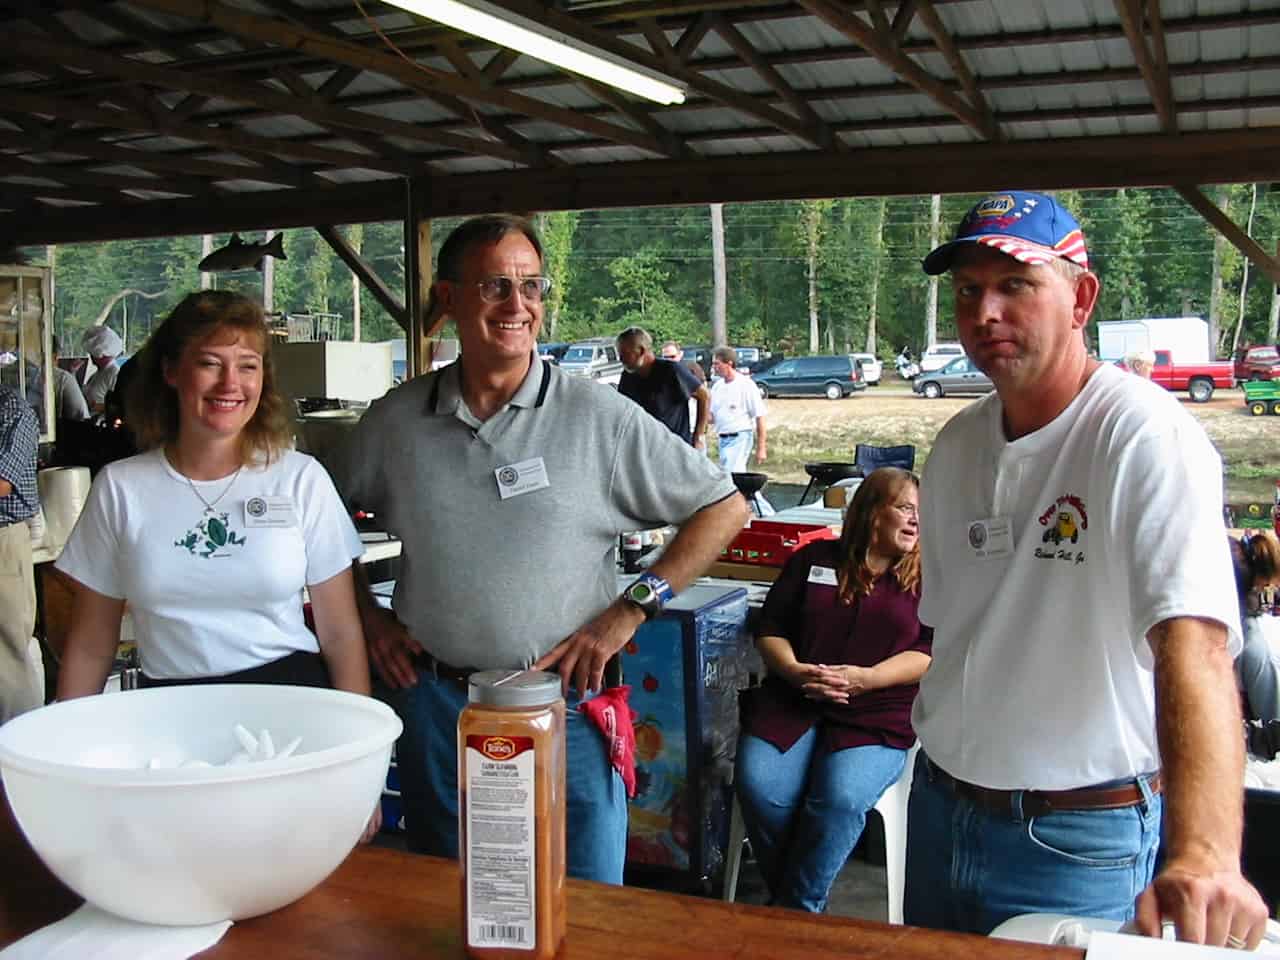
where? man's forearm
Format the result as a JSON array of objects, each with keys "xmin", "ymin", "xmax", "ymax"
[
  {"xmin": 755, "ymin": 417, "xmax": 767, "ymax": 448},
  {"xmin": 1151, "ymin": 617, "xmax": 1244, "ymax": 868},
  {"xmin": 643, "ymin": 493, "xmax": 749, "ymax": 593},
  {"xmin": 350, "ymin": 561, "xmax": 389, "ymax": 636}
]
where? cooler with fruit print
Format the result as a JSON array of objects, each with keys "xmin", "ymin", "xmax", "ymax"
[{"xmin": 617, "ymin": 578, "xmax": 750, "ymax": 892}]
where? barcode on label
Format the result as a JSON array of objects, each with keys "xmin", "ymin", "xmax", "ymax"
[{"xmin": 479, "ymin": 924, "xmax": 526, "ymax": 943}]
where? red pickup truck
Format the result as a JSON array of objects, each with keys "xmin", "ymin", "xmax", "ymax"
[
  {"xmin": 1236, "ymin": 345, "xmax": 1280, "ymax": 382},
  {"xmin": 1150, "ymin": 350, "xmax": 1235, "ymax": 402}
]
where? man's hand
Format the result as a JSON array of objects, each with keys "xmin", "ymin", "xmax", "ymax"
[
  {"xmin": 755, "ymin": 442, "xmax": 767, "ymax": 464},
  {"xmin": 364, "ymin": 604, "xmax": 423, "ymax": 690},
  {"xmin": 534, "ymin": 599, "xmax": 645, "ymax": 695},
  {"xmin": 1133, "ymin": 857, "xmax": 1268, "ymax": 949},
  {"xmin": 694, "ymin": 434, "xmax": 706, "ymax": 451}
]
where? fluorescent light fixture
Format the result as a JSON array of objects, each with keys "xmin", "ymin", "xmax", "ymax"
[{"xmin": 385, "ymin": 0, "xmax": 687, "ymax": 105}]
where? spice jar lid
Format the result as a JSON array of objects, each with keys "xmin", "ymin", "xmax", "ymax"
[{"xmin": 468, "ymin": 669, "xmax": 563, "ymax": 707}]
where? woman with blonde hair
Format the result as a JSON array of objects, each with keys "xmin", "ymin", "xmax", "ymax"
[
  {"xmin": 734, "ymin": 467, "xmax": 933, "ymax": 911},
  {"xmin": 55, "ymin": 290, "xmax": 371, "ymax": 700}
]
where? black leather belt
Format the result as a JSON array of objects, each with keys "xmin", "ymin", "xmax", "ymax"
[
  {"xmin": 926, "ymin": 757, "xmax": 1160, "ymax": 818},
  {"xmin": 719, "ymin": 432, "xmax": 741, "ymax": 439},
  {"xmin": 414, "ymin": 651, "xmax": 476, "ymax": 687}
]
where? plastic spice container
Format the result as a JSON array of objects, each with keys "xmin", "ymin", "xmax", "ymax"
[{"xmin": 458, "ymin": 670, "xmax": 566, "ymax": 959}]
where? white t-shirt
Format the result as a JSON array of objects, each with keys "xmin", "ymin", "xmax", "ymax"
[
  {"xmin": 914, "ymin": 364, "xmax": 1241, "ymax": 790},
  {"xmin": 83, "ymin": 363, "xmax": 119, "ymax": 409},
  {"xmin": 709, "ymin": 374, "xmax": 766, "ymax": 435},
  {"xmin": 57, "ymin": 449, "xmax": 362, "ymax": 679}
]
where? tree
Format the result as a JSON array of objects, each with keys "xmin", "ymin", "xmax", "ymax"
[
  {"xmin": 537, "ymin": 211, "xmax": 578, "ymax": 340},
  {"xmin": 710, "ymin": 203, "xmax": 727, "ymax": 347}
]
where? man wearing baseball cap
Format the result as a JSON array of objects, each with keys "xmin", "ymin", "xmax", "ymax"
[{"xmin": 905, "ymin": 191, "xmax": 1266, "ymax": 947}]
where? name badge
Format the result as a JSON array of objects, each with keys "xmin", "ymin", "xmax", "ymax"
[
  {"xmin": 967, "ymin": 516, "xmax": 1014, "ymax": 560},
  {"xmin": 807, "ymin": 565, "xmax": 838, "ymax": 586},
  {"xmin": 244, "ymin": 495, "xmax": 296, "ymax": 528},
  {"xmin": 495, "ymin": 457, "xmax": 551, "ymax": 500}
]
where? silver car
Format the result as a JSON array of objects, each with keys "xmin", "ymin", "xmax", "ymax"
[{"xmin": 912, "ymin": 355, "xmax": 995, "ymax": 399}]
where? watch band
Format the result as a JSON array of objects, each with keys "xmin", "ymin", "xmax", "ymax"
[{"xmin": 624, "ymin": 572, "xmax": 674, "ymax": 620}]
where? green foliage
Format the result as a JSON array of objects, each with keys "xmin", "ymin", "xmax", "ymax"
[{"xmin": 42, "ymin": 185, "xmax": 1280, "ymax": 362}]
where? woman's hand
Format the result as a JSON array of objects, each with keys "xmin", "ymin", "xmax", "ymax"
[{"xmin": 800, "ymin": 664, "xmax": 873, "ymax": 703}]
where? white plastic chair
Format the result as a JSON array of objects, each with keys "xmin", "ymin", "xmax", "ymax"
[{"xmin": 722, "ymin": 741, "xmax": 919, "ymax": 924}]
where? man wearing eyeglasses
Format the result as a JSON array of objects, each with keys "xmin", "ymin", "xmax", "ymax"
[{"xmin": 340, "ymin": 214, "xmax": 749, "ymax": 886}]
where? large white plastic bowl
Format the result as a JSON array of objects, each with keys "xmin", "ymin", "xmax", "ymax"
[{"xmin": 0, "ymin": 684, "xmax": 401, "ymax": 925}]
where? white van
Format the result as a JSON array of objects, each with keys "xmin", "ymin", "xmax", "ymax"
[{"xmin": 919, "ymin": 343, "xmax": 964, "ymax": 374}]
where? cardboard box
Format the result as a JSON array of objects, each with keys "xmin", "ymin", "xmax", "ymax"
[{"xmin": 274, "ymin": 341, "xmax": 393, "ymax": 402}]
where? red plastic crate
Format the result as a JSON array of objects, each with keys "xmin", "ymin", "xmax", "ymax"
[{"xmin": 720, "ymin": 520, "xmax": 838, "ymax": 566}]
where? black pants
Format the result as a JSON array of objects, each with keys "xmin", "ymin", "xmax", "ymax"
[{"xmin": 139, "ymin": 650, "xmax": 331, "ymax": 689}]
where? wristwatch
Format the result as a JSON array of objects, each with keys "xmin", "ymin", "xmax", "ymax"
[{"xmin": 621, "ymin": 572, "xmax": 674, "ymax": 621}]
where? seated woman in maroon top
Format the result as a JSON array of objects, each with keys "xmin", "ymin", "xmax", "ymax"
[{"xmin": 734, "ymin": 467, "xmax": 932, "ymax": 912}]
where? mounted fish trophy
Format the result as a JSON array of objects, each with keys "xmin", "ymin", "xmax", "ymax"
[{"xmin": 197, "ymin": 233, "xmax": 287, "ymax": 273}]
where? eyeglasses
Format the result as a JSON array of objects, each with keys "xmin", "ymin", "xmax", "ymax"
[
  {"xmin": 893, "ymin": 503, "xmax": 919, "ymax": 519},
  {"xmin": 475, "ymin": 275, "xmax": 552, "ymax": 303},
  {"xmin": 661, "ymin": 353, "xmax": 678, "ymax": 360}
]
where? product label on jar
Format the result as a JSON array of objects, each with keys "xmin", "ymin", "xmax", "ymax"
[{"xmin": 465, "ymin": 734, "xmax": 537, "ymax": 950}]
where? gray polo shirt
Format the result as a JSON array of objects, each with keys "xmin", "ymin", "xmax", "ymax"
[{"xmin": 340, "ymin": 355, "xmax": 737, "ymax": 670}]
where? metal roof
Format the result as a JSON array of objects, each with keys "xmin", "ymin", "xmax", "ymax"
[{"xmin": 0, "ymin": 0, "xmax": 1278, "ymax": 244}]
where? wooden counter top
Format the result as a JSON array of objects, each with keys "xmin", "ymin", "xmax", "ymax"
[{"xmin": 1, "ymin": 787, "xmax": 1080, "ymax": 960}]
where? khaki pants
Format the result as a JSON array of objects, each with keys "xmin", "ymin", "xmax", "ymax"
[{"xmin": 0, "ymin": 521, "xmax": 42, "ymax": 723}]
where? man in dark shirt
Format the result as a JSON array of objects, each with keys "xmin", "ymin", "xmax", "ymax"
[{"xmin": 617, "ymin": 327, "xmax": 708, "ymax": 447}]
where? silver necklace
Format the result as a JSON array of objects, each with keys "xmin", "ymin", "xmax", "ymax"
[{"xmin": 184, "ymin": 466, "xmax": 243, "ymax": 516}]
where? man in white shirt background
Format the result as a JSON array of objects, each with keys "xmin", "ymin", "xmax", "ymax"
[{"xmin": 708, "ymin": 346, "xmax": 766, "ymax": 473}]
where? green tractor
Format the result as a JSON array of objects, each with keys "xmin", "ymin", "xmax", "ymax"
[{"xmin": 1244, "ymin": 380, "xmax": 1280, "ymax": 416}]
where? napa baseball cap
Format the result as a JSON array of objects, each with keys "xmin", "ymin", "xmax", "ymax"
[{"xmin": 922, "ymin": 191, "xmax": 1089, "ymax": 275}]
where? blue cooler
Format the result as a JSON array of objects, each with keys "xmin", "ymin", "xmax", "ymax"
[{"xmin": 619, "ymin": 579, "xmax": 750, "ymax": 892}]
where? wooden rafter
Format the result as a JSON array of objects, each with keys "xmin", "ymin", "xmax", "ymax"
[
  {"xmin": 1174, "ymin": 184, "xmax": 1280, "ymax": 284},
  {"xmin": 710, "ymin": 14, "xmax": 837, "ymax": 151},
  {"xmin": 6, "ymin": 31, "xmax": 524, "ymax": 166},
  {"xmin": 5, "ymin": 127, "xmax": 1279, "ymax": 247},
  {"xmin": 580, "ymin": 81, "xmax": 687, "ymax": 159},
  {"xmin": 478, "ymin": 0, "xmax": 834, "ymax": 149},
  {"xmin": 124, "ymin": 0, "xmax": 671, "ymax": 157},
  {"xmin": 673, "ymin": 12, "xmax": 715, "ymax": 64},
  {"xmin": 1113, "ymin": 0, "xmax": 1177, "ymax": 133},
  {"xmin": 891, "ymin": 1, "xmax": 919, "ymax": 44},
  {"xmin": 912, "ymin": 0, "xmax": 998, "ymax": 140},
  {"xmin": 796, "ymin": 0, "xmax": 993, "ymax": 139},
  {"xmin": 315, "ymin": 224, "xmax": 407, "ymax": 329}
]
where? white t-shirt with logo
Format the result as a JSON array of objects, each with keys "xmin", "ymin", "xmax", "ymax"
[
  {"xmin": 914, "ymin": 363, "xmax": 1240, "ymax": 790},
  {"xmin": 709, "ymin": 374, "xmax": 766, "ymax": 435},
  {"xmin": 57, "ymin": 448, "xmax": 362, "ymax": 679}
]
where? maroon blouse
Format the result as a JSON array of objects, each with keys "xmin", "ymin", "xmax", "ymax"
[{"xmin": 741, "ymin": 539, "xmax": 933, "ymax": 753}]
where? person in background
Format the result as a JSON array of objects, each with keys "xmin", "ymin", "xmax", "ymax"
[
  {"xmin": 0, "ymin": 385, "xmax": 42, "ymax": 723},
  {"xmin": 907, "ymin": 190, "xmax": 1265, "ymax": 947},
  {"xmin": 660, "ymin": 340, "xmax": 706, "ymax": 383},
  {"xmin": 709, "ymin": 346, "xmax": 767, "ymax": 471},
  {"xmin": 50, "ymin": 336, "xmax": 89, "ymax": 421},
  {"xmin": 81, "ymin": 325, "xmax": 123, "ymax": 414},
  {"xmin": 1231, "ymin": 530, "xmax": 1280, "ymax": 725},
  {"xmin": 339, "ymin": 214, "xmax": 748, "ymax": 884},
  {"xmin": 55, "ymin": 292, "xmax": 374, "ymax": 735},
  {"xmin": 735, "ymin": 467, "xmax": 931, "ymax": 912},
  {"xmin": 617, "ymin": 326, "xmax": 709, "ymax": 448},
  {"xmin": 1125, "ymin": 348, "xmax": 1156, "ymax": 379}
]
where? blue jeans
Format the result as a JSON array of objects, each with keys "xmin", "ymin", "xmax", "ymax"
[
  {"xmin": 903, "ymin": 752, "xmax": 1162, "ymax": 934},
  {"xmin": 718, "ymin": 431, "xmax": 754, "ymax": 473},
  {"xmin": 383, "ymin": 669, "xmax": 628, "ymax": 884},
  {"xmin": 735, "ymin": 728, "xmax": 907, "ymax": 912}
]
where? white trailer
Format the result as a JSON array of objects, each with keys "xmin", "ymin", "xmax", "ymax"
[{"xmin": 1096, "ymin": 317, "xmax": 1212, "ymax": 363}]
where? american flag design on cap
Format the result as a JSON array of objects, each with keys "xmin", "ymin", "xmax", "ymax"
[{"xmin": 922, "ymin": 191, "xmax": 1090, "ymax": 275}]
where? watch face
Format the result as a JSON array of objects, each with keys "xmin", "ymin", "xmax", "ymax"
[{"xmin": 629, "ymin": 583, "xmax": 654, "ymax": 603}]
